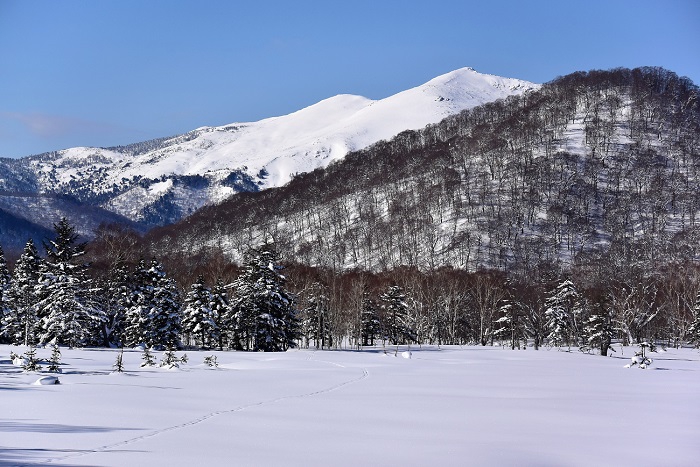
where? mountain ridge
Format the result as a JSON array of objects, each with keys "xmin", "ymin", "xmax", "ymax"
[{"xmin": 0, "ymin": 68, "xmax": 537, "ymax": 238}]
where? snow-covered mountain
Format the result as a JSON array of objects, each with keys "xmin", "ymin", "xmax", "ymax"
[{"xmin": 0, "ymin": 68, "xmax": 537, "ymax": 230}]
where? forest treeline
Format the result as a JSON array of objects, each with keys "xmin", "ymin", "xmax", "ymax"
[{"xmin": 1, "ymin": 218, "xmax": 700, "ymax": 354}]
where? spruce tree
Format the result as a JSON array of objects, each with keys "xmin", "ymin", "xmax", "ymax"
[
  {"xmin": 141, "ymin": 347, "xmax": 156, "ymax": 367},
  {"xmin": 22, "ymin": 346, "xmax": 42, "ymax": 372},
  {"xmin": 98, "ymin": 262, "xmax": 132, "ymax": 347},
  {"xmin": 228, "ymin": 245, "xmax": 299, "ymax": 352},
  {"xmin": 544, "ymin": 280, "xmax": 583, "ymax": 349},
  {"xmin": 0, "ymin": 245, "xmax": 10, "ymax": 344},
  {"xmin": 360, "ymin": 292, "xmax": 382, "ymax": 347},
  {"xmin": 687, "ymin": 290, "xmax": 700, "ymax": 348},
  {"xmin": 113, "ymin": 348, "xmax": 125, "ymax": 373},
  {"xmin": 494, "ymin": 300, "xmax": 526, "ymax": 350},
  {"xmin": 47, "ymin": 344, "xmax": 62, "ymax": 373},
  {"xmin": 210, "ymin": 279, "xmax": 229, "ymax": 349},
  {"xmin": 125, "ymin": 258, "xmax": 182, "ymax": 349},
  {"xmin": 302, "ymin": 283, "xmax": 333, "ymax": 349},
  {"xmin": 380, "ymin": 285, "xmax": 415, "ymax": 346},
  {"xmin": 3, "ymin": 240, "xmax": 42, "ymax": 346},
  {"xmin": 583, "ymin": 303, "xmax": 617, "ymax": 356},
  {"xmin": 182, "ymin": 275, "xmax": 218, "ymax": 349},
  {"xmin": 36, "ymin": 218, "xmax": 105, "ymax": 348}
]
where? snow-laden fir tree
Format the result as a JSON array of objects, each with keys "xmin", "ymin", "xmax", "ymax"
[
  {"xmin": 97, "ymin": 262, "xmax": 132, "ymax": 347},
  {"xmin": 544, "ymin": 280, "xmax": 583, "ymax": 349},
  {"xmin": 47, "ymin": 344, "xmax": 62, "ymax": 373},
  {"xmin": 123, "ymin": 259, "xmax": 151, "ymax": 347},
  {"xmin": 113, "ymin": 348, "xmax": 125, "ymax": 373},
  {"xmin": 582, "ymin": 303, "xmax": 617, "ymax": 356},
  {"xmin": 2, "ymin": 240, "xmax": 42, "ymax": 346},
  {"xmin": 0, "ymin": 245, "xmax": 11, "ymax": 344},
  {"xmin": 141, "ymin": 347, "xmax": 156, "ymax": 367},
  {"xmin": 181, "ymin": 275, "xmax": 218, "ymax": 349},
  {"xmin": 35, "ymin": 218, "xmax": 105, "ymax": 348},
  {"xmin": 380, "ymin": 285, "xmax": 416, "ymax": 346},
  {"xmin": 22, "ymin": 346, "xmax": 41, "ymax": 372},
  {"xmin": 494, "ymin": 300, "xmax": 526, "ymax": 350},
  {"xmin": 125, "ymin": 258, "xmax": 182, "ymax": 349},
  {"xmin": 360, "ymin": 292, "xmax": 382, "ymax": 347},
  {"xmin": 302, "ymin": 283, "xmax": 333, "ymax": 349},
  {"xmin": 227, "ymin": 245, "xmax": 299, "ymax": 352},
  {"xmin": 687, "ymin": 290, "xmax": 700, "ymax": 348},
  {"xmin": 210, "ymin": 279, "xmax": 229, "ymax": 349}
]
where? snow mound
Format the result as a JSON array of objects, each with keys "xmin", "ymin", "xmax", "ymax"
[
  {"xmin": 401, "ymin": 351, "xmax": 412, "ymax": 359},
  {"xmin": 33, "ymin": 376, "xmax": 60, "ymax": 385}
]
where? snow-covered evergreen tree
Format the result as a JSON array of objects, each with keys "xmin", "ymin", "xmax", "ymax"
[
  {"xmin": 687, "ymin": 290, "xmax": 700, "ymax": 348},
  {"xmin": 380, "ymin": 285, "xmax": 415, "ymax": 346},
  {"xmin": 494, "ymin": 300, "xmax": 526, "ymax": 350},
  {"xmin": 36, "ymin": 218, "xmax": 105, "ymax": 348},
  {"xmin": 0, "ymin": 245, "xmax": 11, "ymax": 343},
  {"xmin": 2, "ymin": 240, "xmax": 42, "ymax": 346},
  {"xmin": 22, "ymin": 346, "xmax": 41, "ymax": 372},
  {"xmin": 182, "ymin": 275, "xmax": 218, "ymax": 349},
  {"xmin": 125, "ymin": 258, "xmax": 181, "ymax": 349},
  {"xmin": 113, "ymin": 348, "xmax": 125, "ymax": 373},
  {"xmin": 210, "ymin": 279, "xmax": 229, "ymax": 349},
  {"xmin": 583, "ymin": 303, "xmax": 617, "ymax": 356},
  {"xmin": 228, "ymin": 245, "xmax": 299, "ymax": 352},
  {"xmin": 98, "ymin": 262, "xmax": 132, "ymax": 347},
  {"xmin": 360, "ymin": 292, "xmax": 382, "ymax": 347},
  {"xmin": 47, "ymin": 344, "xmax": 62, "ymax": 373},
  {"xmin": 141, "ymin": 347, "xmax": 156, "ymax": 367},
  {"xmin": 302, "ymin": 283, "xmax": 333, "ymax": 349},
  {"xmin": 544, "ymin": 280, "xmax": 583, "ymax": 349}
]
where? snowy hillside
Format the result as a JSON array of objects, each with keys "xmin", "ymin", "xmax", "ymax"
[{"xmin": 1, "ymin": 68, "xmax": 537, "ymax": 227}]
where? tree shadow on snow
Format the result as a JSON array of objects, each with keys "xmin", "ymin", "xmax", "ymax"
[
  {"xmin": 0, "ymin": 447, "xmax": 145, "ymax": 467},
  {"xmin": 0, "ymin": 420, "xmax": 143, "ymax": 434}
]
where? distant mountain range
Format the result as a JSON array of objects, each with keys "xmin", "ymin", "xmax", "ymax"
[{"xmin": 0, "ymin": 68, "xmax": 537, "ymax": 250}]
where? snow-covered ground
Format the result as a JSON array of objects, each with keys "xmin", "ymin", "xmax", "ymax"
[{"xmin": 1, "ymin": 345, "xmax": 698, "ymax": 466}]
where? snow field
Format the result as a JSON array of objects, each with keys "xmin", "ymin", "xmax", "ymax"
[{"xmin": 1, "ymin": 345, "xmax": 698, "ymax": 466}]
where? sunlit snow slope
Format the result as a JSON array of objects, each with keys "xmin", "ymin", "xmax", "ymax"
[{"xmin": 7, "ymin": 68, "xmax": 538, "ymax": 226}]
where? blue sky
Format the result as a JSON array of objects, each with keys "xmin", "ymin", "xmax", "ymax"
[{"xmin": 1, "ymin": 0, "xmax": 698, "ymax": 158}]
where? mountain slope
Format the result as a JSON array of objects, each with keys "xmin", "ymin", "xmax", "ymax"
[
  {"xmin": 144, "ymin": 67, "xmax": 700, "ymax": 274},
  {"xmin": 0, "ymin": 68, "xmax": 537, "ymax": 228}
]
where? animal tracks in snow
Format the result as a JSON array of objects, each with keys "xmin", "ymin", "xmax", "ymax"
[{"xmin": 43, "ymin": 357, "xmax": 369, "ymax": 465}]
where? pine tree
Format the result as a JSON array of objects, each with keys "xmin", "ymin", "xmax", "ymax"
[
  {"xmin": 494, "ymin": 300, "xmax": 526, "ymax": 350},
  {"xmin": 147, "ymin": 259, "xmax": 182, "ymax": 349},
  {"xmin": 47, "ymin": 344, "xmax": 62, "ymax": 373},
  {"xmin": 544, "ymin": 280, "xmax": 583, "ymax": 349},
  {"xmin": 360, "ymin": 292, "xmax": 382, "ymax": 347},
  {"xmin": 141, "ymin": 347, "xmax": 156, "ymax": 367},
  {"xmin": 228, "ymin": 245, "xmax": 299, "ymax": 352},
  {"xmin": 160, "ymin": 348, "xmax": 179, "ymax": 368},
  {"xmin": 2, "ymin": 240, "xmax": 42, "ymax": 346},
  {"xmin": 380, "ymin": 285, "xmax": 415, "ymax": 346},
  {"xmin": 98, "ymin": 262, "xmax": 132, "ymax": 347},
  {"xmin": 125, "ymin": 259, "xmax": 181, "ymax": 349},
  {"xmin": 113, "ymin": 348, "xmax": 125, "ymax": 373},
  {"xmin": 583, "ymin": 303, "xmax": 617, "ymax": 356},
  {"xmin": 0, "ymin": 245, "xmax": 11, "ymax": 344},
  {"xmin": 22, "ymin": 346, "xmax": 42, "ymax": 372},
  {"xmin": 687, "ymin": 290, "xmax": 700, "ymax": 348},
  {"xmin": 36, "ymin": 218, "xmax": 105, "ymax": 348},
  {"xmin": 182, "ymin": 275, "xmax": 218, "ymax": 349},
  {"xmin": 210, "ymin": 279, "xmax": 229, "ymax": 349},
  {"xmin": 302, "ymin": 283, "xmax": 333, "ymax": 349}
]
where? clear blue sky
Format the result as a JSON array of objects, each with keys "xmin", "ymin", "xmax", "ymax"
[{"xmin": 1, "ymin": 0, "xmax": 698, "ymax": 158}]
